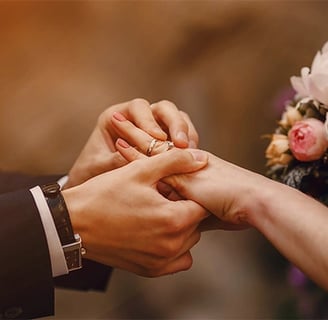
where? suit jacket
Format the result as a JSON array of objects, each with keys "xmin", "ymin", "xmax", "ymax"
[{"xmin": 0, "ymin": 172, "xmax": 112, "ymax": 319}]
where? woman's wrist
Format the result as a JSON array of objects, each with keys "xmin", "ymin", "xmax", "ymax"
[
  {"xmin": 244, "ymin": 175, "xmax": 307, "ymax": 233},
  {"xmin": 239, "ymin": 174, "xmax": 283, "ymax": 229}
]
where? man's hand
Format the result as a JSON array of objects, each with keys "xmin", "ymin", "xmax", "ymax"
[{"xmin": 62, "ymin": 148, "xmax": 208, "ymax": 277}]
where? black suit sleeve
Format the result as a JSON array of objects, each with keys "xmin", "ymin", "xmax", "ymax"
[
  {"xmin": 0, "ymin": 189, "xmax": 54, "ymax": 319},
  {"xmin": 0, "ymin": 172, "xmax": 113, "ymax": 319}
]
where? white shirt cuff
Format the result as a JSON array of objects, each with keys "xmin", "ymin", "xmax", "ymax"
[
  {"xmin": 57, "ymin": 175, "xmax": 68, "ymax": 189},
  {"xmin": 30, "ymin": 186, "xmax": 68, "ymax": 277}
]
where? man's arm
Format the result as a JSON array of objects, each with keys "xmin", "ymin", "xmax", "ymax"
[
  {"xmin": 0, "ymin": 188, "xmax": 54, "ymax": 319},
  {"xmin": 0, "ymin": 172, "xmax": 112, "ymax": 319}
]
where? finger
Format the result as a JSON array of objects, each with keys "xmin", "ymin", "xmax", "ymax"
[
  {"xmin": 116, "ymin": 138, "xmax": 147, "ymax": 162},
  {"xmin": 112, "ymin": 113, "xmax": 172, "ymax": 156},
  {"xmin": 151, "ymin": 100, "xmax": 190, "ymax": 148},
  {"xmin": 116, "ymin": 140, "xmax": 208, "ymax": 183},
  {"xmin": 112, "ymin": 112, "xmax": 154, "ymax": 153},
  {"xmin": 157, "ymin": 181, "xmax": 173, "ymax": 198},
  {"xmin": 133, "ymin": 251, "xmax": 195, "ymax": 277},
  {"xmin": 176, "ymin": 228, "xmax": 201, "ymax": 256},
  {"xmin": 157, "ymin": 180, "xmax": 185, "ymax": 201},
  {"xmin": 157, "ymin": 251, "xmax": 194, "ymax": 275},
  {"xmin": 179, "ymin": 111, "xmax": 199, "ymax": 149},
  {"xmin": 167, "ymin": 189, "xmax": 183, "ymax": 201},
  {"xmin": 118, "ymin": 98, "xmax": 167, "ymax": 140}
]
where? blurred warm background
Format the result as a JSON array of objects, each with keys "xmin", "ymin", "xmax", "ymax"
[{"xmin": 1, "ymin": 0, "xmax": 328, "ymax": 319}]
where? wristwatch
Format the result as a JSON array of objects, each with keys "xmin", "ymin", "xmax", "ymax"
[{"xmin": 41, "ymin": 182, "xmax": 85, "ymax": 272}]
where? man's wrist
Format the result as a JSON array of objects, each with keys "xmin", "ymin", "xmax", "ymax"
[
  {"xmin": 41, "ymin": 183, "xmax": 86, "ymax": 272},
  {"xmin": 30, "ymin": 186, "xmax": 68, "ymax": 277}
]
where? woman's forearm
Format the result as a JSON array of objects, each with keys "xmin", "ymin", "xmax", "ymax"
[{"xmin": 249, "ymin": 178, "xmax": 328, "ymax": 289}]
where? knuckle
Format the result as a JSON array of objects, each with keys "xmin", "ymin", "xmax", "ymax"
[
  {"xmin": 168, "ymin": 215, "xmax": 185, "ymax": 234},
  {"xmin": 152, "ymin": 100, "xmax": 176, "ymax": 112},
  {"xmin": 130, "ymin": 98, "xmax": 149, "ymax": 109},
  {"xmin": 179, "ymin": 110, "xmax": 188, "ymax": 118},
  {"xmin": 97, "ymin": 110, "xmax": 109, "ymax": 128},
  {"xmin": 181, "ymin": 253, "xmax": 193, "ymax": 271},
  {"xmin": 172, "ymin": 148, "xmax": 193, "ymax": 165},
  {"xmin": 158, "ymin": 238, "xmax": 183, "ymax": 258},
  {"xmin": 169, "ymin": 147, "xmax": 186, "ymax": 158},
  {"xmin": 161, "ymin": 209, "xmax": 185, "ymax": 233},
  {"xmin": 97, "ymin": 108, "xmax": 118, "ymax": 133},
  {"xmin": 158, "ymin": 99, "xmax": 176, "ymax": 107}
]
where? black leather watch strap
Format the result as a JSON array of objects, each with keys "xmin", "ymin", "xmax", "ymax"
[{"xmin": 41, "ymin": 183, "xmax": 75, "ymax": 245}]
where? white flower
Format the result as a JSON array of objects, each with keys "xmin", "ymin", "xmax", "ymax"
[{"xmin": 290, "ymin": 41, "xmax": 328, "ymax": 105}]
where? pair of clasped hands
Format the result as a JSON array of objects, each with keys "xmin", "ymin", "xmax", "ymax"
[
  {"xmin": 60, "ymin": 98, "xmax": 328, "ymax": 290},
  {"xmin": 61, "ymin": 98, "xmax": 245, "ymax": 278}
]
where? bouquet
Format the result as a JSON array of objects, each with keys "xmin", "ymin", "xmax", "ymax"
[
  {"xmin": 266, "ymin": 41, "xmax": 328, "ymax": 205},
  {"xmin": 265, "ymin": 41, "xmax": 328, "ymax": 318}
]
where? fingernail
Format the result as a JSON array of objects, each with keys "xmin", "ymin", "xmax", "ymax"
[
  {"xmin": 188, "ymin": 140, "xmax": 197, "ymax": 149},
  {"xmin": 189, "ymin": 150, "xmax": 208, "ymax": 162},
  {"xmin": 117, "ymin": 138, "xmax": 130, "ymax": 148},
  {"xmin": 176, "ymin": 131, "xmax": 188, "ymax": 144},
  {"xmin": 113, "ymin": 112, "xmax": 127, "ymax": 122}
]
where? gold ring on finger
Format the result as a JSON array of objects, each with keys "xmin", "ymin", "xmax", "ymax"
[{"xmin": 146, "ymin": 138, "xmax": 158, "ymax": 156}]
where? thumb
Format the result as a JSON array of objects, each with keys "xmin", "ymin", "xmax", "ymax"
[
  {"xmin": 139, "ymin": 149, "xmax": 208, "ymax": 183},
  {"xmin": 116, "ymin": 138, "xmax": 208, "ymax": 182}
]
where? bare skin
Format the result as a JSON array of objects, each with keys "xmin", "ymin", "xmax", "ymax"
[
  {"xmin": 114, "ymin": 116, "xmax": 328, "ymax": 290},
  {"xmin": 60, "ymin": 99, "xmax": 209, "ymax": 277},
  {"xmin": 66, "ymin": 98, "xmax": 199, "ymax": 188},
  {"xmin": 63, "ymin": 148, "xmax": 208, "ymax": 277}
]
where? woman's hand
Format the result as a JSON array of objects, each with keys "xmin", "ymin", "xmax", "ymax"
[
  {"xmin": 110, "ymin": 114, "xmax": 251, "ymax": 230},
  {"xmin": 111, "ymin": 116, "xmax": 328, "ymax": 290},
  {"xmin": 115, "ymin": 138, "xmax": 253, "ymax": 231},
  {"xmin": 65, "ymin": 99, "xmax": 199, "ymax": 188}
]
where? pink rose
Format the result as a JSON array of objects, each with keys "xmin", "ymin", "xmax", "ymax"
[{"xmin": 288, "ymin": 118, "xmax": 328, "ymax": 161}]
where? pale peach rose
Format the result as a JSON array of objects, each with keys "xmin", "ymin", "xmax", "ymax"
[
  {"xmin": 288, "ymin": 118, "xmax": 328, "ymax": 162},
  {"xmin": 279, "ymin": 106, "xmax": 303, "ymax": 129},
  {"xmin": 266, "ymin": 134, "xmax": 292, "ymax": 166},
  {"xmin": 290, "ymin": 41, "xmax": 328, "ymax": 105}
]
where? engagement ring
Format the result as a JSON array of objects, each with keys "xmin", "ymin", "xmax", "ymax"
[
  {"xmin": 146, "ymin": 139, "xmax": 158, "ymax": 156},
  {"xmin": 146, "ymin": 139, "xmax": 175, "ymax": 156}
]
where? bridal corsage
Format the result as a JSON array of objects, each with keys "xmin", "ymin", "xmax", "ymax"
[{"xmin": 265, "ymin": 41, "xmax": 328, "ymax": 205}]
